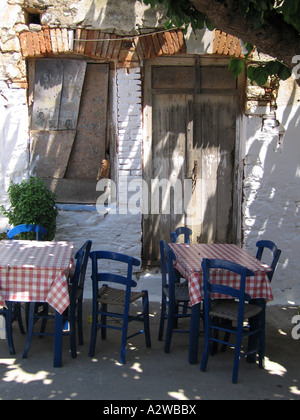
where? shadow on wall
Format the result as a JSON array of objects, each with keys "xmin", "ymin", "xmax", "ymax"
[{"xmin": 243, "ymin": 81, "xmax": 300, "ymax": 302}]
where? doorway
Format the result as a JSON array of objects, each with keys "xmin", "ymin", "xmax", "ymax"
[{"xmin": 143, "ymin": 57, "xmax": 243, "ymax": 264}]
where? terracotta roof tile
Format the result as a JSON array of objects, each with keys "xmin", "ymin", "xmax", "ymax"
[
  {"xmin": 18, "ymin": 27, "xmax": 243, "ymax": 66},
  {"xmin": 213, "ymin": 29, "xmax": 244, "ymax": 57}
]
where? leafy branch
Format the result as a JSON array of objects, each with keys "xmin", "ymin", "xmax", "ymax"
[{"xmin": 140, "ymin": 0, "xmax": 293, "ymax": 86}]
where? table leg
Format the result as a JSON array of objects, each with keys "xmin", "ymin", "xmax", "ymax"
[
  {"xmin": 247, "ymin": 298, "xmax": 266, "ymax": 366},
  {"xmin": 54, "ymin": 311, "xmax": 63, "ymax": 368},
  {"xmin": 189, "ymin": 302, "xmax": 201, "ymax": 364}
]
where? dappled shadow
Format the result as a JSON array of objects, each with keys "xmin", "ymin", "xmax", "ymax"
[
  {"xmin": 0, "ymin": 302, "xmax": 300, "ymax": 400},
  {"xmin": 242, "ymin": 81, "xmax": 300, "ymax": 300}
]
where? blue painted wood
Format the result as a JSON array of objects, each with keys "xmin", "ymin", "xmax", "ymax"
[
  {"xmin": 7, "ymin": 224, "xmax": 48, "ymax": 241},
  {"xmin": 170, "ymin": 226, "xmax": 192, "ymax": 244},
  {"xmin": 256, "ymin": 240, "xmax": 281, "ymax": 282},
  {"xmin": 158, "ymin": 240, "xmax": 192, "ymax": 353},
  {"xmin": 89, "ymin": 250, "xmax": 151, "ymax": 364},
  {"xmin": 200, "ymin": 258, "xmax": 263, "ymax": 384}
]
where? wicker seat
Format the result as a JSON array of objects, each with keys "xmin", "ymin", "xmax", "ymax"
[
  {"xmin": 98, "ymin": 285, "xmax": 146, "ymax": 306},
  {"xmin": 163, "ymin": 283, "xmax": 190, "ymax": 303},
  {"xmin": 210, "ymin": 299, "xmax": 262, "ymax": 321}
]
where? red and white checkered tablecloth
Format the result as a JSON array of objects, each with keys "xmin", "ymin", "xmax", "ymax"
[
  {"xmin": 169, "ymin": 243, "xmax": 273, "ymax": 307},
  {"xmin": 0, "ymin": 240, "xmax": 74, "ymax": 314}
]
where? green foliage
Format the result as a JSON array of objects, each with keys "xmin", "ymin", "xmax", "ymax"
[
  {"xmin": 0, "ymin": 177, "xmax": 58, "ymax": 240},
  {"xmin": 239, "ymin": 0, "xmax": 300, "ymax": 32},
  {"xmin": 229, "ymin": 54, "xmax": 292, "ymax": 87},
  {"xmin": 140, "ymin": 0, "xmax": 213, "ymax": 33},
  {"xmin": 140, "ymin": 0, "xmax": 296, "ymax": 86}
]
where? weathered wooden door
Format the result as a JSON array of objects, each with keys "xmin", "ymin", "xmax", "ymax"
[
  {"xmin": 143, "ymin": 59, "xmax": 241, "ymax": 264},
  {"xmin": 29, "ymin": 60, "xmax": 109, "ymax": 203}
]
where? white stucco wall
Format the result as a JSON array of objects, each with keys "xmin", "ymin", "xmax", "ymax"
[
  {"xmin": 243, "ymin": 77, "xmax": 300, "ymax": 305},
  {"xmin": 0, "ymin": 84, "xmax": 29, "ymax": 231}
]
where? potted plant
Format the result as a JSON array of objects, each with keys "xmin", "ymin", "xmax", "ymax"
[{"xmin": 0, "ymin": 177, "xmax": 58, "ymax": 240}]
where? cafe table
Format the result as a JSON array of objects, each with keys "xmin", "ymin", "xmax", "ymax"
[
  {"xmin": 0, "ymin": 240, "xmax": 74, "ymax": 367},
  {"xmin": 169, "ymin": 243, "xmax": 273, "ymax": 364}
]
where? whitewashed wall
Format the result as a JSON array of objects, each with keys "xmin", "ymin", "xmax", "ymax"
[
  {"xmin": 0, "ymin": 84, "xmax": 29, "ymax": 230},
  {"xmin": 243, "ymin": 78, "xmax": 300, "ymax": 305}
]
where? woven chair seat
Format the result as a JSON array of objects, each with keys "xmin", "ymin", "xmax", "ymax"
[
  {"xmin": 210, "ymin": 299, "xmax": 262, "ymax": 322},
  {"xmin": 163, "ymin": 283, "xmax": 190, "ymax": 302},
  {"xmin": 98, "ymin": 285, "xmax": 145, "ymax": 306}
]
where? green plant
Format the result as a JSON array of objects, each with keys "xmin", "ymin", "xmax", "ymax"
[
  {"xmin": 141, "ymin": 0, "xmax": 294, "ymax": 86},
  {"xmin": 0, "ymin": 177, "xmax": 58, "ymax": 240}
]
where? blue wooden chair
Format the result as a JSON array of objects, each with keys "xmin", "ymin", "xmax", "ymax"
[
  {"xmin": 170, "ymin": 226, "xmax": 192, "ymax": 244},
  {"xmin": 200, "ymin": 258, "xmax": 264, "ymax": 384},
  {"xmin": 7, "ymin": 224, "xmax": 48, "ymax": 241},
  {"xmin": 256, "ymin": 240, "xmax": 281, "ymax": 283},
  {"xmin": 23, "ymin": 240, "xmax": 92, "ymax": 364},
  {"xmin": 88, "ymin": 251, "xmax": 151, "ymax": 364},
  {"xmin": 245, "ymin": 240, "xmax": 282, "ymax": 362},
  {"xmin": 0, "ymin": 302, "xmax": 22, "ymax": 355},
  {"xmin": 158, "ymin": 240, "xmax": 191, "ymax": 353}
]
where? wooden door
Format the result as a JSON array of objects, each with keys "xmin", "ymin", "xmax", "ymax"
[{"xmin": 143, "ymin": 59, "xmax": 240, "ymax": 264}]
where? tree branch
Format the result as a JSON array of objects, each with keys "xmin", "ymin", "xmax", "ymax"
[{"xmin": 190, "ymin": 0, "xmax": 300, "ymax": 71}]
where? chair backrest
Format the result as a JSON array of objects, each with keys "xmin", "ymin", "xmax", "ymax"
[
  {"xmin": 255, "ymin": 240, "xmax": 281, "ymax": 282},
  {"xmin": 201, "ymin": 258, "xmax": 255, "ymax": 320},
  {"xmin": 160, "ymin": 240, "xmax": 178, "ymax": 303},
  {"xmin": 7, "ymin": 224, "xmax": 48, "ymax": 241},
  {"xmin": 71, "ymin": 240, "xmax": 92, "ymax": 294},
  {"xmin": 170, "ymin": 227, "xmax": 192, "ymax": 244},
  {"xmin": 89, "ymin": 250, "xmax": 140, "ymax": 294}
]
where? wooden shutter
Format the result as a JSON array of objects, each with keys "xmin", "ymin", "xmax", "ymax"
[{"xmin": 30, "ymin": 60, "xmax": 109, "ymax": 203}]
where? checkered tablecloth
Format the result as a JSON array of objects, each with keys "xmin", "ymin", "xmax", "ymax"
[
  {"xmin": 169, "ymin": 243, "xmax": 273, "ymax": 307},
  {"xmin": 0, "ymin": 240, "xmax": 74, "ymax": 314}
]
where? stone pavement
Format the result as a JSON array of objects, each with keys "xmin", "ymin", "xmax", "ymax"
[{"xmin": 0, "ymin": 300, "xmax": 299, "ymax": 401}]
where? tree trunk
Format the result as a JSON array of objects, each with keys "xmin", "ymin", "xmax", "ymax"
[{"xmin": 191, "ymin": 0, "xmax": 300, "ymax": 79}]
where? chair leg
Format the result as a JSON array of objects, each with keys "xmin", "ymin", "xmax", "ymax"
[
  {"xmin": 120, "ymin": 312, "xmax": 129, "ymax": 364},
  {"xmin": 158, "ymin": 295, "xmax": 166, "ymax": 341},
  {"xmin": 53, "ymin": 311, "xmax": 63, "ymax": 368},
  {"xmin": 89, "ymin": 303, "xmax": 98, "ymax": 357},
  {"xmin": 142, "ymin": 291, "xmax": 151, "ymax": 348},
  {"xmin": 164, "ymin": 306, "xmax": 174, "ymax": 353},
  {"xmin": 200, "ymin": 328, "xmax": 210, "ymax": 373},
  {"xmin": 101, "ymin": 303, "xmax": 107, "ymax": 340},
  {"xmin": 15, "ymin": 303, "xmax": 25, "ymax": 335},
  {"xmin": 258, "ymin": 307, "xmax": 265, "ymax": 369},
  {"xmin": 23, "ymin": 302, "xmax": 35, "ymax": 359},
  {"xmin": 77, "ymin": 299, "xmax": 84, "ymax": 346},
  {"xmin": 5, "ymin": 302, "xmax": 16, "ymax": 355},
  {"xmin": 69, "ymin": 304, "xmax": 77, "ymax": 359},
  {"xmin": 232, "ymin": 328, "xmax": 243, "ymax": 384},
  {"xmin": 39, "ymin": 303, "xmax": 49, "ymax": 336}
]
